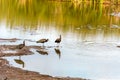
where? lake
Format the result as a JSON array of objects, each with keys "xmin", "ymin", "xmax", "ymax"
[{"xmin": 1, "ymin": 0, "xmax": 120, "ymax": 80}]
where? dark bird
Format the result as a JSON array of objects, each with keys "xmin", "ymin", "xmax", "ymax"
[
  {"xmin": 36, "ymin": 50, "xmax": 48, "ymax": 55},
  {"xmin": 55, "ymin": 35, "xmax": 61, "ymax": 46},
  {"xmin": 36, "ymin": 39, "xmax": 49, "ymax": 46},
  {"xmin": 54, "ymin": 48, "xmax": 61, "ymax": 59},
  {"xmin": 16, "ymin": 40, "xmax": 25, "ymax": 49},
  {"xmin": 14, "ymin": 56, "xmax": 25, "ymax": 68}
]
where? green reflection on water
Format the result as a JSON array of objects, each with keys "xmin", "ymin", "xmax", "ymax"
[{"xmin": 0, "ymin": 0, "xmax": 120, "ymax": 39}]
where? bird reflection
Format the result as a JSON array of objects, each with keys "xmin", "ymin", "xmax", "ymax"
[
  {"xmin": 36, "ymin": 50, "xmax": 48, "ymax": 55},
  {"xmin": 14, "ymin": 56, "xmax": 25, "ymax": 68},
  {"xmin": 54, "ymin": 48, "xmax": 61, "ymax": 59}
]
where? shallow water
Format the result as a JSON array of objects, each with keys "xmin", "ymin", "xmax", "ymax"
[
  {"xmin": 1, "ymin": 21, "xmax": 120, "ymax": 80},
  {"xmin": 1, "ymin": 1, "xmax": 120, "ymax": 79}
]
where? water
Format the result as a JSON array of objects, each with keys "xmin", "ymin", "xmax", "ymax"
[
  {"xmin": 1, "ymin": 21, "xmax": 120, "ymax": 80},
  {"xmin": 1, "ymin": 1, "xmax": 120, "ymax": 80}
]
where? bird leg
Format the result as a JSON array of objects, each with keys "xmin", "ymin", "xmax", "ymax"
[
  {"xmin": 19, "ymin": 56, "xmax": 21, "ymax": 60},
  {"xmin": 42, "ymin": 43, "xmax": 44, "ymax": 47},
  {"xmin": 56, "ymin": 43, "xmax": 60, "ymax": 47}
]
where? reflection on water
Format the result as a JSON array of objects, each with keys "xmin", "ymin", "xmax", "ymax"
[
  {"xmin": 54, "ymin": 48, "xmax": 61, "ymax": 59},
  {"xmin": 1, "ymin": 0, "xmax": 120, "ymax": 80},
  {"xmin": 14, "ymin": 56, "xmax": 25, "ymax": 68},
  {"xmin": 36, "ymin": 50, "xmax": 48, "ymax": 55}
]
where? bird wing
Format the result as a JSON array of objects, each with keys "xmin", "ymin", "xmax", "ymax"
[{"xmin": 37, "ymin": 39, "xmax": 46, "ymax": 43}]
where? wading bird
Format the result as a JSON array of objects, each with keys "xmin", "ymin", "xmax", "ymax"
[
  {"xmin": 55, "ymin": 35, "xmax": 61, "ymax": 46},
  {"xmin": 36, "ymin": 39, "xmax": 49, "ymax": 46},
  {"xmin": 16, "ymin": 40, "xmax": 25, "ymax": 49}
]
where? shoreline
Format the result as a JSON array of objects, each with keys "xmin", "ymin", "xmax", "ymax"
[
  {"xmin": 0, "ymin": 58, "xmax": 87, "ymax": 80},
  {"xmin": 0, "ymin": 38, "xmax": 88, "ymax": 80}
]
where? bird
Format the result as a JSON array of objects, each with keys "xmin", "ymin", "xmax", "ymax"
[
  {"xmin": 36, "ymin": 39, "xmax": 49, "ymax": 46},
  {"xmin": 55, "ymin": 35, "xmax": 61, "ymax": 46},
  {"xmin": 16, "ymin": 40, "xmax": 25, "ymax": 49},
  {"xmin": 14, "ymin": 56, "xmax": 25, "ymax": 68},
  {"xmin": 54, "ymin": 48, "xmax": 61, "ymax": 59}
]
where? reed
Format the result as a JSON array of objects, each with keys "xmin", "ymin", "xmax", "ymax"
[{"xmin": 0, "ymin": 0, "xmax": 120, "ymax": 35}]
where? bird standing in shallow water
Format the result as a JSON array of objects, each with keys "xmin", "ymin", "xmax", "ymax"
[
  {"xmin": 55, "ymin": 35, "xmax": 61, "ymax": 47},
  {"xmin": 17, "ymin": 40, "xmax": 25, "ymax": 49},
  {"xmin": 36, "ymin": 39, "xmax": 49, "ymax": 46}
]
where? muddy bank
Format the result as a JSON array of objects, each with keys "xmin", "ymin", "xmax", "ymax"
[{"xmin": 0, "ymin": 58, "xmax": 87, "ymax": 80}]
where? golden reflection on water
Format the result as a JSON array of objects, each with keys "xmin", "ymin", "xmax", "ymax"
[{"xmin": 0, "ymin": 0, "xmax": 120, "ymax": 41}]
